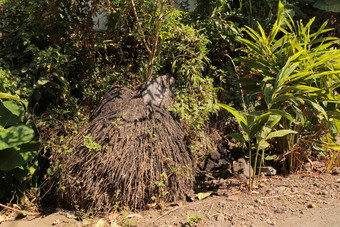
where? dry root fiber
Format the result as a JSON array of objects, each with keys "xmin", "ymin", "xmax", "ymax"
[{"xmin": 60, "ymin": 76, "xmax": 194, "ymax": 211}]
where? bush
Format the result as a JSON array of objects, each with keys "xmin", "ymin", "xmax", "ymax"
[
  {"xmin": 230, "ymin": 1, "xmax": 340, "ymax": 173},
  {"xmin": 0, "ymin": 69, "xmax": 40, "ymax": 202}
]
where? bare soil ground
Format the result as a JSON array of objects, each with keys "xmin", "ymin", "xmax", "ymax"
[{"xmin": 1, "ymin": 170, "xmax": 340, "ymax": 227}]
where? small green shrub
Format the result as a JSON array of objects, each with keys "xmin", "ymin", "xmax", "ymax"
[
  {"xmin": 0, "ymin": 91, "xmax": 40, "ymax": 202},
  {"xmin": 230, "ymin": 1, "xmax": 340, "ymax": 173},
  {"xmin": 186, "ymin": 212, "xmax": 204, "ymax": 227}
]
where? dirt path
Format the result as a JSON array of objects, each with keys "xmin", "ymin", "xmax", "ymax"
[
  {"xmin": 275, "ymin": 200, "xmax": 340, "ymax": 227},
  {"xmin": 1, "ymin": 172, "xmax": 340, "ymax": 226}
]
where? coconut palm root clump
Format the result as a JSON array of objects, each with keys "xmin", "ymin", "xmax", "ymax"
[{"xmin": 59, "ymin": 76, "xmax": 195, "ymax": 211}]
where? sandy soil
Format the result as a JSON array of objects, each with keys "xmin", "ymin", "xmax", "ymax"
[{"xmin": 1, "ymin": 171, "xmax": 340, "ymax": 227}]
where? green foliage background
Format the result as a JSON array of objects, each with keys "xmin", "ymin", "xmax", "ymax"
[{"xmin": 0, "ymin": 0, "xmax": 339, "ymax": 206}]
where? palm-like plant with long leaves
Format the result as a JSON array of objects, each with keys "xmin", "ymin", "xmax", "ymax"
[{"xmin": 222, "ymin": 1, "xmax": 340, "ymax": 179}]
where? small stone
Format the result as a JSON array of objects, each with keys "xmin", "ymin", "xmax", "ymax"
[
  {"xmin": 233, "ymin": 158, "xmax": 253, "ymax": 178},
  {"xmin": 255, "ymin": 198, "xmax": 264, "ymax": 205},
  {"xmin": 273, "ymin": 208, "xmax": 285, "ymax": 214},
  {"xmin": 52, "ymin": 219, "xmax": 60, "ymax": 226},
  {"xmin": 205, "ymin": 159, "xmax": 218, "ymax": 171},
  {"xmin": 275, "ymin": 186, "xmax": 287, "ymax": 193},
  {"xmin": 210, "ymin": 150, "xmax": 221, "ymax": 162},
  {"xmin": 260, "ymin": 166, "xmax": 277, "ymax": 176},
  {"xmin": 216, "ymin": 214, "xmax": 225, "ymax": 222},
  {"xmin": 266, "ymin": 219, "xmax": 275, "ymax": 225},
  {"xmin": 304, "ymin": 192, "xmax": 312, "ymax": 197},
  {"xmin": 217, "ymin": 159, "xmax": 228, "ymax": 167},
  {"xmin": 336, "ymin": 178, "xmax": 340, "ymax": 183},
  {"xmin": 320, "ymin": 190, "xmax": 328, "ymax": 195}
]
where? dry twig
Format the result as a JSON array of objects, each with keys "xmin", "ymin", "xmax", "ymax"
[{"xmin": 0, "ymin": 203, "xmax": 40, "ymax": 217}]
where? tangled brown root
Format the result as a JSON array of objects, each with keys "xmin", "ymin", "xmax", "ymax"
[{"xmin": 59, "ymin": 77, "xmax": 194, "ymax": 211}]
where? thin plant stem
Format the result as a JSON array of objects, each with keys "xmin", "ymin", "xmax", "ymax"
[
  {"xmin": 252, "ymin": 146, "xmax": 260, "ymax": 187},
  {"xmin": 130, "ymin": 0, "xmax": 151, "ymax": 55},
  {"xmin": 248, "ymin": 141, "xmax": 253, "ymax": 191},
  {"xmin": 257, "ymin": 148, "xmax": 265, "ymax": 185}
]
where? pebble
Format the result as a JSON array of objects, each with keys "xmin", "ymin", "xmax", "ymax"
[
  {"xmin": 320, "ymin": 190, "xmax": 328, "ymax": 195},
  {"xmin": 255, "ymin": 198, "xmax": 264, "ymax": 205},
  {"xmin": 304, "ymin": 192, "xmax": 312, "ymax": 197},
  {"xmin": 215, "ymin": 214, "xmax": 225, "ymax": 221},
  {"xmin": 260, "ymin": 166, "xmax": 277, "ymax": 176},
  {"xmin": 276, "ymin": 186, "xmax": 287, "ymax": 193}
]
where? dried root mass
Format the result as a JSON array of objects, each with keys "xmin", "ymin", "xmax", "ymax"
[{"xmin": 60, "ymin": 76, "xmax": 194, "ymax": 211}]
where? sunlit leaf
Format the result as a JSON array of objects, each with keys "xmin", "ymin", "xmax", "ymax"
[
  {"xmin": 0, "ymin": 125, "xmax": 35, "ymax": 150},
  {"xmin": 0, "ymin": 142, "xmax": 40, "ymax": 171}
]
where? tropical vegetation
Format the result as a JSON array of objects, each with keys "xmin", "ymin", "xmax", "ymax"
[{"xmin": 0, "ymin": 0, "xmax": 339, "ymax": 212}]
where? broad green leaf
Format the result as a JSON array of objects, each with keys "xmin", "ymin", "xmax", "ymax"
[
  {"xmin": 289, "ymin": 49, "xmax": 305, "ymax": 62},
  {"xmin": 276, "ymin": 60, "xmax": 299, "ymax": 88},
  {"xmin": 265, "ymin": 154, "xmax": 277, "ymax": 161},
  {"xmin": 268, "ymin": 115, "xmax": 282, "ymax": 128},
  {"xmin": 0, "ymin": 124, "xmax": 35, "ymax": 150},
  {"xmin": 304, "ymin": 70, "xmax": 340, "ymax": 81},
  {"xmin": 227, "ymin": 133, "xmax": 246, "ymax": 142},
  {"xmin": 277, "ymin": 1, "xmax": 284, "ymax": 19},
  {"xmin": 266, "ymin": 129, "xmax": 297, "ymax": 140},
  {"xmin": 270, "ymin": 94, "xmax": 293, "ymax": 106},
  {"xmin": 257, "ymin": 22, "xmax": 267, "ymax": 44},
  {"xmin": 0, "ymin": 100, "xmax": 25, "ymax": 128},
  {"xmin": 284, "ymin": 71, "xmax": 312, "ymax": 83},
  {"xmin": 264, "ymin": 84, "xmax": 274, "ymax": 107},
  {"xmin": 276, "ymin": 85, "xmax": 321, "ymax": 94},
  {"xmin": 310, "ymin": 20, "xmax": 329, "ymax": 40},
  {"xmin": 0, "ymin": 141, "xmax": 40, "ymax": 171},
  {"xmin": 307, "ymin": 100, "xmax": 328, "ymax": 120},
  {"xmin": 2, "ymin": 100, "xmax": 24, "ymax": 119},
  {"xmin": 0, "ymin": 92, "xmax": 27, "ymax": 108},
  {"xmin": 218, "ymin": 103, "xmax": 248, "ymax": 130},
  {"xmin": 244, "ymin": 26, "xmax": 263, "ymax": 43},
  {"xmin": 258, "ymin": 139, "xmax": 270, "ymax": 150},
  {"xmin": 267, "ymin": 109, "xmax": 295, "ymax": 122},
  {"xmin": 327, "ymin": 110, "xmax": 340, "ymax": 120},
  {"xmin": 236, "ymin": 37, "xmax": 262, "ymax": 55},
  {"xmin": 292, "ymin": 105, "xmax": 306, "ymax": 126},
  {"xmin": 249, "ymin": 115, "xmax": 269, "ymax": 138}
]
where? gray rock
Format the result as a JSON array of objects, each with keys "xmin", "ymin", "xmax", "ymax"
[
  {"xmin": 305, "ymin": 161, "xmax": 325, "ymax": 172},
  {"xmin": 260, "ymin": 166, "xmax": 277, "ymax": 176},
  {"xmin": 210, "ymin": 150, "xmax": 221, "ymax": 162},
  {"xmin": 217, "ymin": 159, "xmax": 228, "ymax": 168},
  {"xmin": 233, "ymin": 158, "xmax": 253, "ymax": 179},
  {"xmin": 205, "ymin": 159, "xmax": 218, "ymax": 171},
  {"xmin": 275, "ymin": 186, "xmax": 287, "ymax": 194},
  {"xmin": 216, "ymin": 214, "xmax": 225, "ymax": 222}
]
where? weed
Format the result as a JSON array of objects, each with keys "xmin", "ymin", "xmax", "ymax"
[
  {"xmin": 82, "ymin": 135, "xmax": 102, "ymax": 152},
  {"xmin": 186, "ymin": 212, "xmax": 204, "ymax": 227}
]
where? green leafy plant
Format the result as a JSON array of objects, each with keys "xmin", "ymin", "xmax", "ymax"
[
  {"xmin": 82, "ymin": 135, "xmax": 102, "ymax": 152},
  {"xmin": 186, "ymin": 212, "xmax": 204, "ymax": 227},
  {"xmin": 151, "ymin": 172, "xmax": 169, "ymax": 207},
  {"xmin": 218, "ymin": 104, "xmax": 297, "ymax": 190},
  {"xmin": 235, "ymin": 1, "xmax": 340, "ymax": 172},
  {"xmin": 0, "ymin": 93, "xmax": 40, "ymax": 202}
]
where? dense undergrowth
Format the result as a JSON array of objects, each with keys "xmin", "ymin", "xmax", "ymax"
[{"xmin": 0, "ymin": 0, "xmax": 339, "ymax": 212}]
